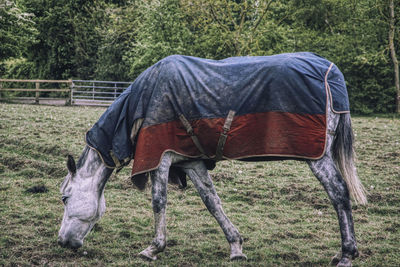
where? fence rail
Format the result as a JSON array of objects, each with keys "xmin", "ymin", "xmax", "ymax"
[
  {"xmin": 0, "ymin": 79, "xmax": 132, "ymax": 106},
  {"xmin": 0, "ymin": 79, "xmax": 72, "ymax": 105},
  {"xmin": 71, "ymin": 80, "xmax": 131, "ymax": 106}
]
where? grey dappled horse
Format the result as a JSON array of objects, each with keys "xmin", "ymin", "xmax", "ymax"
[{"xmin": 58, "ymin": 103, "xmax": 367, "ymax": 267}]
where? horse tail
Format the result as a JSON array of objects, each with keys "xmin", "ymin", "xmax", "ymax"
[{"xmin": 333, "ymin": 113, "xmax": 368, "ymax": 205}]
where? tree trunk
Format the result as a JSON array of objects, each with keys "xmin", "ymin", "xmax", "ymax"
[{"xmin": 389, "ymin": 0, "xmax": 400, "ymax": 113}]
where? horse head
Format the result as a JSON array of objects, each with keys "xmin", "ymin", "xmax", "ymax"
[{"xmin": 58, "ymin": 148, "xmax": 112, "ymax": 249}]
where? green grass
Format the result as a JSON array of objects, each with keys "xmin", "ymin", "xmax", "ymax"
[{"xmin": 0, "ymin": 103, "xmax": 399, "ymax": 266}]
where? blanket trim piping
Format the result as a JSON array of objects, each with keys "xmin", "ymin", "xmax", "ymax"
[
  {"xmin": 85, "ymin": 141, "xmax": 116, "ymax": 169},
  {"xmin": 327, "ymin": 63, "xmax": 350, "ymax": 115}
]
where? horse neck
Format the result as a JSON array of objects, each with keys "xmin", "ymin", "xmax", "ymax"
[{"xmin": 76, "ymin": 146, "xmax": 114, "ymax": 191}]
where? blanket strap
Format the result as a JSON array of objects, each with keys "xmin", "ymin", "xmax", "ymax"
[
  {"xmin": 109, "ymin": 150, "xmax": 122, "ymax": 168},
  {"xmin": 215, "ymin": 110, "xmax": 236, "ymax": 161},
  {"xmin": 110, "ymin": 150, "xmax": 131, "ymax": 172},
  {"xmin": 179, "ymin": 114, "xmax": 207, "ymax": 156}
]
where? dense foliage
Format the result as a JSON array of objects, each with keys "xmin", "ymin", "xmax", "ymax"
[{"xmin": 1, "ymin": 0, "xmax": 399, "ymax": 113}]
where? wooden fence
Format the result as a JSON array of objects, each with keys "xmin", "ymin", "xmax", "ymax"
[
  {"xmin": 0, "ymin": 79, "xmax": 132, "ymax": 106},
  {"xmin": 0, "ymin": 79, "xmax": 73, "ymax": 105}
]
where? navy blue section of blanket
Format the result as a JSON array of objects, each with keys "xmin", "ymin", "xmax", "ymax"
[{"xmin": 86, "ymin": 52, "xmax": 349, "ymax": 168}]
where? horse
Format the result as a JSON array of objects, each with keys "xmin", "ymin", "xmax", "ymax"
[{"xmin": 58, "ymin": 53, "xmax": 367, "ymax": 267}]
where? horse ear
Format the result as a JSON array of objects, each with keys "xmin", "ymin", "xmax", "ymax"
[{"xmin": 67, "ymin": 155, "xmax": 77, "ymax": 175}]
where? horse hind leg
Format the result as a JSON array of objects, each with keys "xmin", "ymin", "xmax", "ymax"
[
  {"xmin": 182, "ymin": 160, "xmax": 247, "ymax": 261},
  {"xmin": 309, "ymin": 156, "xmax": 359, "ymax": 266},
  {"xmin": 307, "ymin": 125, "xmax": 359, "ymax": 266}
]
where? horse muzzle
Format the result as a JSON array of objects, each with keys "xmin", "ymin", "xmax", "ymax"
[{"xmin": 57, "ymin": 235, "xmax": 83, "ymax": 249}]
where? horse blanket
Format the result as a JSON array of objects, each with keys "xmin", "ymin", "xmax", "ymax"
[{"xmin": 86, "ymin": 52, "xmax": 349, "ymax": 180}]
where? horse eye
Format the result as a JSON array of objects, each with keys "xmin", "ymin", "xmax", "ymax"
[{"xmin": 62, "ymin": 196, "xmax": 68, "ymax": 205}]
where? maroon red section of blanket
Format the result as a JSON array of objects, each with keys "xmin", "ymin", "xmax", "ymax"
[{"xmin": 131, "ymin": 111, "xmax": 326, "ymax": 176}]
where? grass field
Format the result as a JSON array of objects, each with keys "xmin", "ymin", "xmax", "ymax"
[{"xmin": 0, "ymin": 103, "xmax": 399, "ymax": 266}]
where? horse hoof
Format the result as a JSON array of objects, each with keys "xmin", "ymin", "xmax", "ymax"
[
  {"xmin": 336, "ymin": 257, "xmax": 352, "ymax": 267},
  {"xmin": 330, "ymin": 252, "xmax": 341, "ymax": 266},
  {"xmin": 139, "ymin": 250, "xmax": 157, "ymax": 261},
  {"xmin": 230, "ymin": 253, "xmax": 247, "ymax": 261}
]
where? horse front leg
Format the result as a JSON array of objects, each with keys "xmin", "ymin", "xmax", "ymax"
[
  {"xmin": 182, "ymin": 161, "xmax": 247, "ymax": 261},
  {"xmin": 139, "ymin": 155, "xmax": 171, "ymax": 261},
  {"xmin": 308, "ymin": 156, "xmax": 359, "ymax": 267}
]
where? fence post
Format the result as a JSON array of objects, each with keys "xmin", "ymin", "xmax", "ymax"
[
  {"xmin": 92, "ymin": 82, "xmax": 95, "ymax": 100},
  {"xmin": 114, "ymin": 83, "xmax": 117, "ymax": 100},
  {"xmin": 71, "ymin": 80, "xmax": 75, "ymax": 105},
  {"xmin": 35, "ymin": 82, "xmax": 40, "ymax": 104},
  {"xmin": 65, "ymin": 80, "xmax": 72, "ymax": 106}
]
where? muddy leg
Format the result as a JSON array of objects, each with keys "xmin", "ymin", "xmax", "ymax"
[
  {"xmin": 139, "ymin": 154, "xmax": 171, "ymax": 261},
  {"xmin": 308, "ymin": 156, "xmax": 359, "ymax": 267},
  {"xmin": 182, "ymin": 161, "xmax": 247, "ymax": 260}
]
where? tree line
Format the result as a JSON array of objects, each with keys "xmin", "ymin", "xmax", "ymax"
[{"xmin": 1, "ymin": 0, "xmax": 399, "ymax": 114}]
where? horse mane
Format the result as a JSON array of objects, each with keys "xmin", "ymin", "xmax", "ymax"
[{"xmin": 77, "ymin": 146, "xmax": 91, "ymax": 169}]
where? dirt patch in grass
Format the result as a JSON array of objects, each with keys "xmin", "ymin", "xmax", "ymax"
[
  {"xmin": 211, "ymin": 172, "xmax": 234, "ymax": 181},
  {"xmin": 274, "ymin": 252, "xmax": 300, "ymax": 261},
  {"xmin": 1, "ymin": 154, "xmax": 65, "ymax": 177},
  {"xmin": 25, "ymin": 185, "xmax": 49, "ymax": 194},
  {"xmin": 377, "ymin": 151, "xmax": 400, "ymax": 159}
]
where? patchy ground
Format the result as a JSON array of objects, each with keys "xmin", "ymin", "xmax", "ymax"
[{"xmin": 0, "ymin": 103, "xmax": 399, "ymax": 266}]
